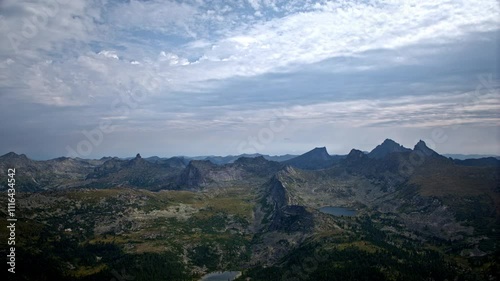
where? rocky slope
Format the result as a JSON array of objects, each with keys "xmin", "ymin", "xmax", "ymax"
[{"xmin": 1, "ymin": 139, "xmax": 499, "ymax": 280}]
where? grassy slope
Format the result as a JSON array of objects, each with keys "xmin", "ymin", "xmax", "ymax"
[{"xmin": 0, "ymin": 186, "xmax": 257, "ymax": 280}]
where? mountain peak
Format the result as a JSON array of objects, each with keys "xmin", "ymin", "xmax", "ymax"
[
  {"xmin": 307, "ymin": 147, "xmax": 329, "ymax": 157},
  {"xmin": 1, "ymin": 151, "xmax": 18, "ymax": 157},
  {"xmin": 313, "ymin": 146, "xmax": 327, "ymax": 151},
  {"xmin": 127, "ymin": 153, "xmax": 147, "ymax": 166},
  {"xmin": 347, "ymin": 149, "xmax": 365, "ymax": 159},
  {"xmin": 368, "ymin": 139, "xmax": 411, "ymax": 159},
  {"xmin": 0, "ymin": 152, "xmax": 29, "ymax": 160},
  {"xmin": 413, "ymin": 140, "xmax": 439, "ymax": 157},
  {"xmin": 382, "ymin": 138, "xmax": 398, "ymax": 145},
  {"xmin": 342, "ymin": 149, "xmax": 367, "ymax": 165},
  {"xmin": 299, "ymin": 146, "xmax": 332, "ymax": 162},
  {"xmin": 414, "ymin": 140, "xmax": 427, "ymax": 148},
  {"xmin": 283, "ymin": 147, "xmax": 337, "ymax": 170}
]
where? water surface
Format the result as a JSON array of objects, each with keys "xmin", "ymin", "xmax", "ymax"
[{"xmin": 319, "ymin": 206, "xmax": 356, "ymax": 216}]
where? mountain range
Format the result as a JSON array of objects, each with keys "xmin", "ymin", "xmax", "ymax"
[
  {"xmin": 1, "ymin": 139, "xmax": 498, "ymax": 193},
  {"xmin": 0, "ymin": 139, "xmax": 499, "ymax": 280}
]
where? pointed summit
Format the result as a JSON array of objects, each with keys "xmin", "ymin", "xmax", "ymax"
[
  {"xmin": 306, "ymin": 147, "xmax": 330, "ymax": 160},
  {"xmin": 342, "ymin": 149, "xmax": 367, "ymax": 167},
  {"xmin": 1, "ymin": 152, "xmax": 28, "ymax": 159},
  {"xmin": 368, "ymin": 139, "xmax": 411, "ymax": 159},
  {"xmin": 347, "ymin": 149, "xmax": 365, "ymax": 159},
  {"xmin": 0, "ymin": 152, "xmax": 30, "ymax": 163},
  {"xmin": 413, "ymin": 140, "xmax": 440, "ymax": 157},
  {"xmin": 128, "ymin": 153, "xmax": 147, "ymax": 166},
  {"xmin": 283, "ymin": 147, "xmax": 340, "ymax": 170}
]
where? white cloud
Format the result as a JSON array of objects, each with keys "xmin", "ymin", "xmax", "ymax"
[
  {"xmin": 247, "ymin": 0, "xmax": 261, "ymax": 11},
  {"xmin": 107, "ymin": 0, "xmax": 199, "ymax": 37},
  {"xmin": 90, "ymin": 0, "xmax": 499, "ymax": 94},
  {"xmin": 90, "ymin": 77, "xmax": 499, "ymax": 133},
  {"xmin": 0, "ymin": 0, "xmax": 103, "ymax": 55},
  {"xmin": 98, "ymin": 50, "xmax": 119, "ymax": 60},
  {"xmin": 0, "ymin": 0, "xmax": 499, "ymax": 156},
  {"xmin": 4, "ymin": 0, "xmax": 496, "ymax": 105},
  {"xmin": 159, "ymin": 51, "xmax": 190, "ymax": 66}
]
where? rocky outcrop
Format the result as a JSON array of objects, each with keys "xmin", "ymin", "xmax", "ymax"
[
  {"xmin": 263, "ymin": 176, "xmax": 314, "ymax": 233},
  {"xmin": 177, "ymin": 160, "xmax": 244, "ymax": 189},
  {"xmin": 368, "ymin": 139, "xmax": 411, "ymax": 159},
  {"xmin": 0, "ymin": 152, "xmax": 102, "ymax": 191},
  {"xmin": 284, "ymin": 147, "xmax": 343, "ymax": 170},
  {"xmin": 177, "ymin": 157, "xmax": 282, "ymax": 190}
]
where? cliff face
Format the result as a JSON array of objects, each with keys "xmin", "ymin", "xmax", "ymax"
[
  {"xmin": 263, "ymin": 176, "xmax": 314, "ymax": 233},
  {"xmin": 177, "ymin": 160, "xmax": 244, "ymax": 189},
  {"xmin": 0, "ymin": 152, "xmax": 102, "ymax": 191},
  {"xmin": 176, "ymin": 157, "xmax": 282, "ymax": 190}
]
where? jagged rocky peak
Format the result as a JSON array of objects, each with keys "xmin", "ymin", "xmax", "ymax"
[
  {"xmin": 1, "ymin": 151, "xmax": 29, "ymax": 159},
  {"xmin": 413, "ymin": 140, "xmax": 439, "ymax": 157},
  {"xmin": 283, "ymin": 146, "xmax": 337, "ymax": 170},
  {"xmin": 128, "ymin": 153, "xmax": 147, "ymax": 166},
  {"xmin": 368, "ymin": 139, "xmax": 411, "ymax": 159},
  {"xmin": 2, "ymin": 151, "xmax": 18, "ymax": 157},
  {"xmin": 347, "ymin": 149, "xmax": 365, "ymax": 159},
  {"xmin": 0, "ymin": 152, "xmax": 31, "ymax": 165},
  {"xmin": 342, "ymin": 149, "xmax": 367, "ymax": 166},
  {"xmin": 308, "ymin": 146, "xmax": 330, "ymax": 159}
]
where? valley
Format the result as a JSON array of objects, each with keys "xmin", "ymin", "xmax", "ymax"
[{"xmin": 0, "ymin": 139, "xmax": 498, "ymax": 280}]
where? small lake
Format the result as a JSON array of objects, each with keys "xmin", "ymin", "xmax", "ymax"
[
  {"xmin": 319, "ymin": 206, "xmax": 357, "ymax": 217},
  {"xmin": 200, "ymin": 271, "xmax": 241, "ymax": 281}
]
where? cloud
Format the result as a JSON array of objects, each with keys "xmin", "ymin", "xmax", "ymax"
[
  {"xmin": 247, "ymin": 0, "xmax": 261, "ymax": 11},
  {"xmin": 151, "ymin": 89, "xmax": 500, "ymax": 131},
  {"xmin": 159, "ymin": 51, "xmax": 190, "ymax": 66},
  {"xmin": 0, "ymin": 0, "xmax": 103, "ymax": 56},
  {"xmin": 2, "ymin": 0, "xmax": 498, "ymax": 105},
  {"xmin": 98, "ymin": 50, "xmax": 119, "ymax": 60},
  {"xmin": 107, "ymin": 0, "xmax": 199, "ymax": 38},
  {"xmin": 0, "ymin": 0, "xmax": 499, "ymax": 157}
]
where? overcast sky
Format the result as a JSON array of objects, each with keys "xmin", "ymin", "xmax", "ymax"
[{"xmin": 0, "ymin": 0, "xmax": 499, "ymax": 159}]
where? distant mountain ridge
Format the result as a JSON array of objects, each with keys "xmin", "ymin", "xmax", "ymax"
[
  {"xmin": 173, "ymin": 153, "xmax": 297, "ymax": 165},
  {"xmin": 444, "ymin": 153, "xmax": 500, "ymax": 160},
  {"xmin": 1, "ymin": 138, "xmax": 499, "ymax": 192}
]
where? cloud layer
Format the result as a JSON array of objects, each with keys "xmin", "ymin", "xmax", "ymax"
[{"xmin": 0, "ymin": 0, "xmax": 499, "ymax": 158}]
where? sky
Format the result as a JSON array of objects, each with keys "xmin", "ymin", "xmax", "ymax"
[{"xmin": 0, "ymin": 0, "xmax": 499, "ymax": 159}]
